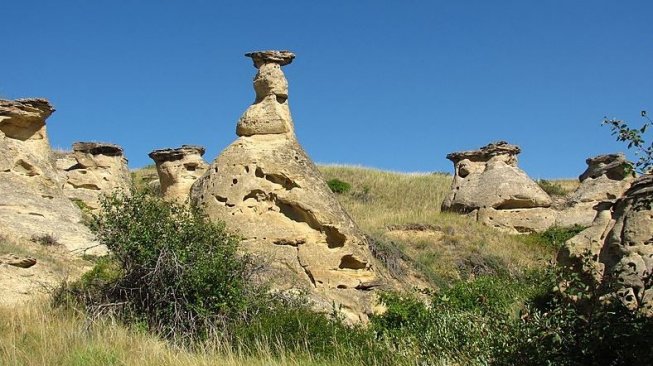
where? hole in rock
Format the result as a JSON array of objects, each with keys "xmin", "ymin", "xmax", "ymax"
[
  {"xmin": 232, "ymin": 178, "xmax": 238, "ymax": 185},
  {"xmin": 276, "ymin": 95, "xmax": 288, "ymax": 104},
  {"xmin": 323, "ymin": 225, "xmax": 346, "ymax": 248},
  {"xmin": 339, "ymin": 255, "xmax": 367, "ymax": 270},
  {"xmin": 13, "ymin": 160, "xmax": 39, "ymax": 176},
  {"xmin": 243, "ymin": 189, "xmax": 267, "ymax": 201},
  {"xmin": 184, "ymin": 163, "xmax": 198, "ymax": 171}
]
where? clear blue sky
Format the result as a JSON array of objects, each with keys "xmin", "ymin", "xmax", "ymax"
[{"xmin": 2, "ymin": 1, "xmax": 651, "ymax": 178}]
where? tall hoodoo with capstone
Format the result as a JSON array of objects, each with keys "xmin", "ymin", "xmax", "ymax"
[
  {"xmin": 149, "ymin": 145, "xmax": 208, "ymax": 203},
  {"xmin": 442, "ymin": 141, "xmax": 554, "ymax": 233},
  {"xmin": 0, "ymin": 99, "xmax": 101, "ymax": 254},
  {"xmin": 191, "ymin": 51, "xmax": 388, "ymax": 322}
]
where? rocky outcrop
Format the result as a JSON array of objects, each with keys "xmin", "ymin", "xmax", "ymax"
[
  {"xmin": 558, "ymin": 174, "xmax": 653, "ymax": 317},
  {"xmin": 601, "ymin": 174, "xmax": 653, "ymax": 316},
  {"xmin": 191, "ymin": 51, "xmax": 390, "ymax": 323},
  {"xmin": 556, "ymin": 153, "xmax": 634, "ymax": 228},
  {"xmin": 57, "ymin": 142, "xmax": 131, "ymax": 211},
  {"xmin": 149, "ymin": 145, "xmax": 208, "ymax": 203},
  {"xmin": 442, "ymin": 141, "xmax": 553, "ymax": 234},
  {"xmin": 0, "ymin": 98, "xmax": 101, "ymax": 255}
]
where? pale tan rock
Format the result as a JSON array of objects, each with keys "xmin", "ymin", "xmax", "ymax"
[
  {"xmin": 601, "ymin": 174, "xmax": 653, "ymax": 316},
  {"xmin": 556, "ymin": 154, "xmax": 634, "ymax": 228},
  {"xmin": 557, "ymin": 201, "xmax": 615, "ymax": 284},
  {"xmin": 476, "ymin": 207, "xmax": 557, "ymax": 234},
  {"xmin": 191, "ymin": 51, "xmax": 391, "ymax": 323},
  {"xmin": 0, "ymin": 98, "xmax": 103, "ymax": 255},
  {"xmin": 57, "ymin": 142, "xmax": 131, "ymax": 211},
  {"xmin": 0, "ymin": 253, "xmax": 37, "ymax": 268},
  {"xmin": 236, "ymin": 50, "xmax": 295, "ymax": 136},
  {"xmin": 442, "ymin": 141, "xmax": 552, "ymax": 213},
  {"xmin": 149, "ymin": 145, "xmax": 208, "ymax": 203}
]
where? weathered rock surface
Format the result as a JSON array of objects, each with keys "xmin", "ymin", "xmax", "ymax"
[
  {"xmin": 149, "ymin": 145, "xmax": 208, "ymax": 203},
  {"xmin": 558, "ymin": 174, "xmax": 653, "ymax": 317},
  {"xmin": 191, "ymin": 51, "xmax": 390, "ymax": 323},
  {"xmin": 57, "ymin": 142, "xmax": 131, "ymax": 211},
  {"xmin": 442, "ymin": 141, "xmax": 552, "ymax": 212},
  {"xmin": 556, "ymin": 154, "xmax": 634, "ymax": 228},
  {"xmin": 442, "ymin": 141, "xmax": 552, "ymax": 233},
  {"xmin": 477, "ymin": 207, "xmax": 557, "ymax": 235},
  {"xmin": 0, "ymin": 98, "xmax": 102, "ymax": 255},
  {"xmin": 601, "ymin": 174, "xmax": 653, "ymax": 316}
]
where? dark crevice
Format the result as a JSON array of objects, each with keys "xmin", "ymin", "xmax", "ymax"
[
  {"xmin": 273, "ymin": 238, "xmax": 306, "ymax": 246},
  {"xmin": 275, "ymin": 199, "xmax": 346, "ymax": 248},
  {"xmin": 339, "ymin": 254, "xmax": 367, "ymax": 270},
  {"xmin": 323, "ymin": 225, "xmax": 346, "ymax": 248},
  {"xmin": 67, "ymin": 182, "xmax": 100, "ymax": 190},
  {"xmin": 254, "ymin": 166, "xmax": 299, "ymax": 190},
  {"xmin": 243, "ymin": 189, "xmax": 268, "ymax": 202}
]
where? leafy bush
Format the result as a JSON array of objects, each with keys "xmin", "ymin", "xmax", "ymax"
[
  {"xmin": 603, "ymin": 110, "xmax": 652, "ymax": 174},
  {"xmin": 537, "ymin": 179, "xmax": 567, "ymax": 196},
  {"xmin": 69, "ymin": 190, "xmax": 249, "ymax": 340},
  {"xmin": 327, "ymin": 178, "xmax": 352, "ymax": 194}
]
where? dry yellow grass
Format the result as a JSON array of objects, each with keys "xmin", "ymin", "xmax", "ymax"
[
  {"xmin": 0, "ymin": 301, "xmax": 350, "ymax": 366},
  {"xmin": 319, "ymin": 165, "xmax": 555, "ymax": 284}
]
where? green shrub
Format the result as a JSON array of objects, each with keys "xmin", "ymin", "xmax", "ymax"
[
  {"xmin": 522, "ymin": 225, "xmax": 585, "ymax": 250},
  {"xmin": 75, "ymin": 190, "xmax": 248, "ymax": 340},
  {"xmin": 327, "ymin": 178, "xmax": 352, "ymax": 194},
  {"xmin": 537, "ymin": 179, "xmax": 567, "ymax": 196}
]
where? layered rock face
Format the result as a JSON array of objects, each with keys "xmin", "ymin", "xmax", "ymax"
[
  {"xmin": 0, "ymin": 99, "xmax": 100, "ymax": 254},
  {"xmin": 556, "ymin": 153, "xmax": 634, "ymax": 228},
  {"xmin": 442, "ymin": 141, "xmax": 554, "ymax": 233},
  {"xmin": 57, "ymin": 142, "xmax": 131, "ymax": 211},
  {"xmin": 191, "ymin": 51, "xmax": 388, "ymax": 323},
  {"xmin": 149, "ymin": 145, "xmax": 208, "ymax": 203}
]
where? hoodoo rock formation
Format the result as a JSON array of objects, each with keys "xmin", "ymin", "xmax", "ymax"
[
  {"xmin": 0, "ymin": 99, "xmax": 101, "ymax": 254},
  {"xmin": 441, "ymin": 141, "xmax": 554, "ymax": 233},
  {"xmin": 57, "ymin": 142, "xmax": 131, "ymax": 211},
  {"xmin": 559, "ymin": 174, "xmax": 653, "ymax": 317},
  {"xmin": 149, "ymin": 145, "xmax": 208, "ymax": 203},
  {"xmin": 191, "ymin": 51, "xmax": 388, "ymax": 322},
  {"xmin": 556, "ymin": 153, "xmax": 634, "ymax": 228}
]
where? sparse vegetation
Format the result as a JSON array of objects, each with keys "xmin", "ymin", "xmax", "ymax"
[
  {"xmin": 537, "ymin": 179, "xmax": 567, "ymax": 196},
  {"xmin": 30, "ymin": 233, "xmax": 60, "ymax": 246}
]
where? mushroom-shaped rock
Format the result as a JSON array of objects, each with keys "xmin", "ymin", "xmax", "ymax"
[
  {"xmin": 191, "ymin": 51, "xmax": 393, "ymax": 323},
  {"xmin": 0, "ymin": 98, "xmax": 102, "ymax": 255},
  {"xmin": 149, "ymin": 145, "xmax": 208, "ymax": 203},
  {"xmin": 442, "ymin": 141, "xmax": 553, "ymax": 233},
  {"xmin": 442, "ymin": 141, "xmax": 552, "ymax": 212},
  {"xmin": 556, "ymin": 153, "xmax": 634, "ymax": 228},
  {"xmin": 58, "ymin": 142, "xmax": 131, "ymax": 211},
  {"xmin": 236, "ymin": 50, "xmax": 295, "ymax": 137}
]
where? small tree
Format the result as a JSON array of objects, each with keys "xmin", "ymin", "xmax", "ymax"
[{"xmin": 603, "ymin": 110, "xmax": 652, "ymax": 174}]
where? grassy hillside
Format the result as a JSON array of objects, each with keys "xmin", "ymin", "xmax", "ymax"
[
  {"xmin": 319, "ymin": 165, "xmax": 555, "ymax": 285},
  {"xmin": 1, "ymin": 165, "xmax": 573, "ymax": 365}
]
